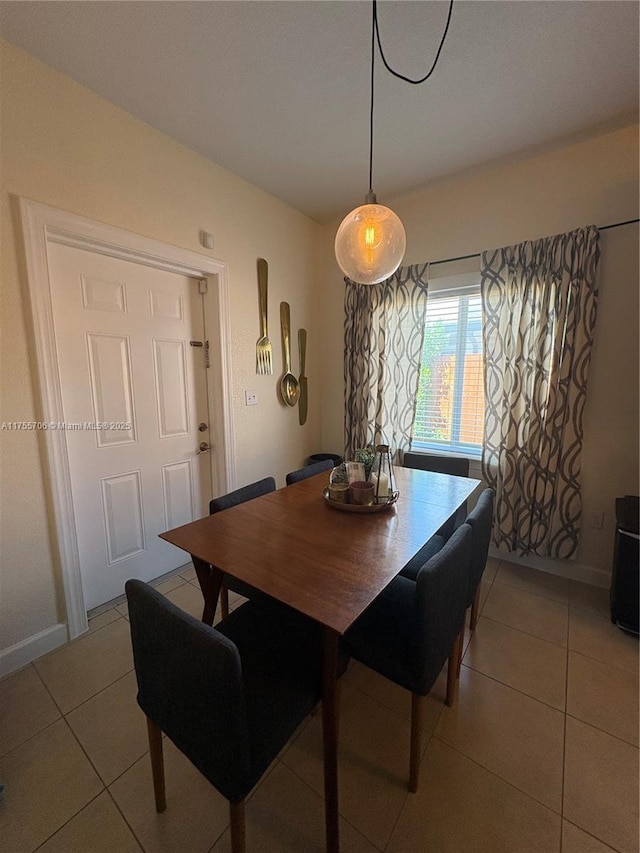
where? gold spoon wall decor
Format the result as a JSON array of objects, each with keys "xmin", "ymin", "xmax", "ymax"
[{"xmin": 279, "ymin": 301, "xmax": 299, "ymax": 407}]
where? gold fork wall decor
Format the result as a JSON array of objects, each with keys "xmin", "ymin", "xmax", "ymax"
[{"xmin": 256, "ymin": 258, "xmax": 273, "ymax": 375}]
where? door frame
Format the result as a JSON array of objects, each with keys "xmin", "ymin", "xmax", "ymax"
[{"xmin": 20, "ymin": 198, "xmax": 236, "ymax": 638}]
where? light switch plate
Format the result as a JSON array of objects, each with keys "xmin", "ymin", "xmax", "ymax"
[{"xmin": 245, "ymin": 390, "xmax": 258, "ymax": 406}]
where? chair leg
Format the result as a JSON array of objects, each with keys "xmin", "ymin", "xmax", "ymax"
[
  {"xmin": 456, "ymin": 615, "xmax": 466, "ymax": 678},
  {"xmin": 229, "ymin": 800, "xmax": 246, "ymax": 853},
  {"xmin": 470, "ymin": 583, "xmax": 481, "ymax": 631},
  {"xmin": 409, "ymin": 693, "xmax": 426, "ymax": 793},
  {"xmin": 146, "ymin": 716, "xmax": 166, "ymax": 812},
  {"xmin": 220, "ymin": 584, "xmax": 230, "ymax": 620},
  {"xmin": 446, "ymin": 631, "xmax": 463, "ymax": 707}
]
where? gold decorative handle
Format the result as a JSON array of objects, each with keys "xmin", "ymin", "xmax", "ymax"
[
  {"xmin": 257, "ymin": 258, "xmax": 268, "ymax": 338},
  {"xmin": 298, "ymin": 328, "xmax": 307, "ymax": 376},
  {"xmin": 280, "ymin": 302, "xmax": 292, "ymax": 372}
]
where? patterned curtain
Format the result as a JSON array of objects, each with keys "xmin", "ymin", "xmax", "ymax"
[
  {"xmin": 481, "ymin": 225, "xmax": 600, "ymax": 559},
  {"xmin": 344, "ymin": 264, "xmax": 429, "ymax": 461}
]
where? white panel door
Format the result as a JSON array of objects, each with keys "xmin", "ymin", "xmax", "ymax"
[{"xmin": 46, "ymin": 242, "xmax": 213, "ymax": 609}]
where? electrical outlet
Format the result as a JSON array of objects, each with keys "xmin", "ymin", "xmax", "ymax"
[
  {"xmin": 589, "ymin": 511, "xmax": 604, "ymax": 529},
  {"xmin": 245, "ymin": 390, "xmax": 258, "ymax": 406}
]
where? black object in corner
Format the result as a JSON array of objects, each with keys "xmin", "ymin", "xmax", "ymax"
[{"xmin": 610, "ymin": 495, "xmax": 639, "ymax": 635}]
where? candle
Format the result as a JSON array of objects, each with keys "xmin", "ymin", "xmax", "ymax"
[{"xmin": 370, "ymin": 471, "xmax": 389, "ymax": 500}]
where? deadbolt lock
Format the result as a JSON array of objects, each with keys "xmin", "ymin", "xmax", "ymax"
[{"xmin": 198, "ymin": 422, "xmax": 208, "ymax": 432}]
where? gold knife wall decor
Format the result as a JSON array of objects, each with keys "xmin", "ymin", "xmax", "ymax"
[{"xmin": 298, "ymin": 328, "xmax": 308, "ymax": 425}]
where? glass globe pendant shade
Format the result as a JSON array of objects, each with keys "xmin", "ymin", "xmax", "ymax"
[{"xmin": 335, "ymin": 200, "xmax": 406, "ymax": 285}]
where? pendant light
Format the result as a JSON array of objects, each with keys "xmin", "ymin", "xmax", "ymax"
[
  {"xmin": 335, "ymin": 0, "xmax": 454, "ymax": 285},
  {"xmin": 335, "ymin": 193, "xmax": 406, "ymax": 286}
]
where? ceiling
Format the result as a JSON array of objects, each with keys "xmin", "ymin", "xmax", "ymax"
[{"xmin": 1, "ymin": 1, "xmax": 638, "ymax": 223}]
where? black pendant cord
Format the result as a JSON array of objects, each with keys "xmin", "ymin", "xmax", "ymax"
[
  {"xmin": 368, "ymin": 0, "xmax": 375, "ymax": 196},
  {"xmin": 374, "ymin": 0, "xmax": 455, "ymax": 86},
  {"xmin": 367, "ymin": 0, "xmax": 455, "ymax": 198}
]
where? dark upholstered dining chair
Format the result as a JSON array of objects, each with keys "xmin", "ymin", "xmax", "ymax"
[
  {"xmin": 399, "ymin": 453, "xmax": 471, "ymax": 582},
  {"xmin": 208, "ymin": 477, "xmax": 276, "ymax": 619},
  {"xmin": 126, "ymin": 579, "xmax": 323, "ymax": 853},
  {"xmin": 285, "ymin": 458, "xmax": 333, "ymax": 485},
  {"xmin": 209, "ymin": 476, "xmax": 276, "ymax": 515},
  {"xmin": 403, "ymin": 451, "xmax": 470, "ymax": 540},
  {"xmin": 403, "ymin": 452, "xmax": 470, "ymax": 478},
  {"xmin": 342, "ymin": 523, "xmax": 473, "ymax": 793},
  {"xmin": 454, "ymin": 488, "xmax": 495, "ymax": 677},
  {"xmin": 464, "ymin": 487, "xmax": 495, "ymax": 632}
]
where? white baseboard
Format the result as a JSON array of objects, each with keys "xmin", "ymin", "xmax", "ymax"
[
  {"xmin": 0, "ymin": 622, "xmax": 69, "ymax": 679},
  {"xmin": 490, "ymin": 547, "xmax": 611, "ymax": 589}
]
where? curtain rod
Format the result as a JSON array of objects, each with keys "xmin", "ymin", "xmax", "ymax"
[{"xmin": 429, "ymin": 217, "xmax": 640, "ymax": 267}]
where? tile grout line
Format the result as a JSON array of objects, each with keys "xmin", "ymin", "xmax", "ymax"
[
  {"xmin": 60, "ymin": 714, "xmax": 108, "ymax": 790},
  {"xmin": 457, "ymin": 571, "xmax": 565, "ymax": 829},
  {"xmin": 564, "ymin": 711, "xmax": 640, "ymax": 751},
  {"xmin": 34, "ymin": 658, "xmax": 69, "ymax": 718},
  {"xmin": 29, "ymin": 621, "xmax": 151, "ymax": 851},
  {"xmin": 104, "ymin": 733, "xmax": 229, "ymax": 853},
  {"xmin": 457, "ymin": 661, "xmax": 565, "ymax": 715},
  {"xmin": 430, "ymin": 733, "xmax": 563, "ymax": 820},
  {"xmin": 23, "ymin": 716, "xmax": 110, "ymax": 853},
  {"xmin": 278, "ymin": 681, "xmax": 413, "ymax": 852},
  {"xmin": 478, "ymin": 602, "xmax": 570, "ymax": 649},
  {"xmin": 30, "ymin": 788, "xmax": 107, "ymax": 853},
  {"xmin": 343, "ymin": 671, "xmax": 449, "ymax": 746},
  {"xmin": 479, "ymin": 581, "xmax": 570, "ymax": 646},
  {"xmin": 104, "ymin": 786, "xmax": 146, "ymax": 853},
  {"xmin": 35, "ymin": 652, "xmax": 136, "ymax": 718},
  {"xmin": 276, "ymin": 747, "xmax": 387, "ymax": 851},
  {"xmin": 565, "ymin": 599, "xmax": 639, "ymax": 746},
  {"xmin": 567, "ymin": 644, "xmax": 640, "ymax": 678},
  {"xmin": 492, "ymin": 574, "xmax": 570, "ymax": 605},
  {"xmin": 561, "ymin": 817, "xmax": 627, "ymax": 853},
  {"xmin": 383, "ymin": 782, "xmax": 410, "ymax": 852},
  {"xmin": 0, "ymin": 713, "xmax": 63, "ymax": 760},
  {"xmin": 462, "ymin": 656, "xmax": 566, "ymax": 715}
]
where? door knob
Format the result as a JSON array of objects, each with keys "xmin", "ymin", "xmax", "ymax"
[{"xmin": 197, "ymin": 442, "xmax": 211, "ymax": 454}]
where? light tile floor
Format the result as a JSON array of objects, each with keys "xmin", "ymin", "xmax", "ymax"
[{"xmin": 1, "ymin": 560, "xmax": 638, "ymax": 853}]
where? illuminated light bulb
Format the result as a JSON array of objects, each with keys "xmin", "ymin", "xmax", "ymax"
[{"xmin": 335, "ymin": 199, "xmax": 406, "ymax": 285}]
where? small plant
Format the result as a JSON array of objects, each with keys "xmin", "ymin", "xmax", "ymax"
[{"xmin": 354, "ymin": 446, "xmax": 376, "ymax": 480}]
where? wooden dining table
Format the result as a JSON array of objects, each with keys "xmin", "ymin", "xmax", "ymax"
[{"xmin": 159, "ymin": 465, "xmax": 481, "ymax": 852}]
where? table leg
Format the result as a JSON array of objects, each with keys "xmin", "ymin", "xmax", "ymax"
[
  {"xmin": 322, "ymin": 626, "xmax": 340, "ymax": 853},
  {"xmin": 192, "ymin": 556, "xmax": 223, "ymax": 626}
]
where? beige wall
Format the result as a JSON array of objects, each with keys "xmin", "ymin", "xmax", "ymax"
[
  {"xmin": 319, "ymin": 124, "xmax": 639, "ymax": 582},
  {"xmin": 0, "ymin": 43, "xmax": 323, "ymax": 659}
]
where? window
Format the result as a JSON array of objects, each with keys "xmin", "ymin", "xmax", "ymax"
[{"xmin": 412, "ymin": 285, "xmax": 484, "ymax": 458}]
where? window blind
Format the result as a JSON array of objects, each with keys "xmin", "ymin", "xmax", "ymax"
[{"xmin": 412, "ymin": 287, "xmax": 484, "ymax": 457}]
